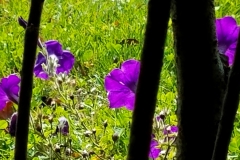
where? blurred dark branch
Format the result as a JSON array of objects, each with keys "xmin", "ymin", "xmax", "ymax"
[
  {"xmin": 127, "ymin": 0, "xmax": 171, "ymax": 159},
  {"xmin": 14, "ymin": 0, "xmax": 45, "ymax": 159},
  {"xmin": 212, "ymin": 30, "xmax": 240, "ymax": 160},
  {"xmin": 171, "ymin": 0, "xmax": 226, "ymax": 159}
]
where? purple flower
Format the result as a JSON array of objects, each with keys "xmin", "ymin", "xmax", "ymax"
[
  {"xmin": 104, "ymin": 59, "xmax": 140, "ymax": 110},
  {"xmin": 34, "ymin": 40, "xmax": 75, "ymax": 80},
  {"xmin": 9, "ymin": 112, "xmax": 17, "ymax": 137},
  {"xmin": 163, "ymin": 125, "xmax": 178, "ymax": 135},
  {"xmin": 149, "ymin": 134, "xmax": 161, "ymax": 159},
  {"xmin": 57, "ymin": 117, "xmax": 69, "ymax": 136},
  {"xmin": 216, "ymin": 16, "xmax": 240, "ymax": 65},
  {"xmin": 0, "ymin": 74, "xmax": 20, "ymax": 110}
]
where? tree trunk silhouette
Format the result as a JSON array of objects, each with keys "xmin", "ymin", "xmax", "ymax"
[
  {"xmin": 171, "ymin": 0, "xmax": 227, "ymax": 159},
  {"xmin": 212, "ymin": 27, "xmax": 240, "ymax": 160},
  {"xmin": 127, "ymin": 0, "xmax": 172, "ymax": 159}
]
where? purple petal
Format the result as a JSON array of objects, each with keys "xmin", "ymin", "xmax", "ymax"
[
  {"xmin": 225, "ymin": 42, "xmax": 237, "ymax": 65},
  {"xmin": 107, "ymin": 90, "xmax": 135, "ymax": 110},
  {"xmin": 34, "ymin": 53, "xmax": 49, "ymax": 79},
  {"xmin": 45, "ymin": 40, "xmax": 63, "ymax": 56},
  {"xmin": 149, "ymin": 135, "xmax": 160, "ymax": 158},
  {"xmin": 18, "ymin": 17, "xmax": 27, "ymax": 29},
  {"xmin": 107, "ymin": 69, "xmax": 136, "ymax": 92},
  {"xmin": 56, "ymin": 50, "xmax": 75, "ymax": 74},
  {"xmin": 105, "ymin": 74, "xmax": 131, "ymax": 92},
  {"xmin": 163, "ymin": 125, "xmax": 178, "ymax": 134},
  {"xmin": 171, "ymin": 126, "xmax": 178, "ymax": 132},
  {"xmin": 120, "ymin": 59, "xmax": 140, "ymax": 92},
  {"xmin": 156, "ymin": 115, "xmax": 161, "ymax": 121},
  {"xmin": 35, "ymin": 52, "xmax": 46, "ymax": 65},
  {"xmin": 0, "ymin": 74, "xmax": 20, "ymax": 91},
  {"xmin": 105, "ymin": 74, "xmax": 135, "ymax": 110},
  {"xmin": 0, "ymin": 74, "xmax": 20, "ymax": 104},
  {"xmin": 216, "ymin": 16, "xmax": 239, "ymax": 54},
  {"xmin": 0, "ymin": 87, "xmax": 9, "ymax": 110}
]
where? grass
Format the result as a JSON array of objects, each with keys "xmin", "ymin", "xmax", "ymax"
[{"xmin": 0, "ymin": 0, "xmax": 240, "ymax": 159}]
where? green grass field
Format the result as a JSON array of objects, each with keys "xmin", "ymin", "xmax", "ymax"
[{"xmin": 0, "ymin": 0, "xmax": 240, "ymax": 159}]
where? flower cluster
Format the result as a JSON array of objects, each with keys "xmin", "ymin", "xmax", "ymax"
[
  {"xmin": 18, "ymin": 17, "xmax": 75, "ymax": 80},
  {"xmin": 0, "ymin": 17, "xmax": 75, "ymax": 137},
  {"xmin": 34, "ymin": 40, "xmax": 75, "ymax": 80}
]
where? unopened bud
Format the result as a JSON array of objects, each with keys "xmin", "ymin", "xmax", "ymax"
[
  {"xmin": 92, "ymin": 128, "xmax": 96, "ymax": 135},
  {"xmin": 159, "ymin": 110, "xmax": 166, "ymax": 120},
  {"xmin": 84, "ymin": 130, "xmax": 92, "ymax": 137},
  {"xmin": 103, "ymin": 120, "xmax": 108, "ymax": 128},
  {"xmin": 82, "ymin": 150, "xmax": 89, "ymax": 158},
  {"xmin": 48, "ymin": 116, "xmax": 53, "ymax": 123},
  {"xmin": 70, "ymin": 79, "xmax": 76, "ymax": 87},
  {"xmin": 89, "ymin": 151, "xmax": 95, "ymax": 156},
  {"xmin": 70, "ymin": 95, "xmax": 74, "ymax": 100},
  {"xmin": 18, "ymin": 16, "xmax": 27, "ymax": 29},
  {"xmin": 36, "ymin": 124, "xmax": 42, "ymax": 133},
  {"xmin": 9, "ymin": 112, "xmax": 17, "ymax": 137},
  {"xmin": 55, "ymin": 144, "xmax": 61, "ymax": 153},
  {"xmin": 65, "ymin": 148, "xmax": 71, "ymax": 156},
  {"xmin": 58, "ymin": 117, "xmax": 69, "ymax": 135},
  {"xmin": 112, "ymin": 132, "xmax": 119, "ymax": 142}
]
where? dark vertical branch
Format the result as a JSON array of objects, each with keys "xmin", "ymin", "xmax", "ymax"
[
  {"xmin": 14, "ymin": 0, "xmax": 44, "ymax": 159},
  {"xmin": 127, "ymin": 0, "xmax": 171, "ymax": 160},
  {"xmin": 171, "ymin": 0, "xmax": 225, "ymax": 159},
  {"xmin": 212, "ymin": 32, "xmax": 240, "ymax": 160}
]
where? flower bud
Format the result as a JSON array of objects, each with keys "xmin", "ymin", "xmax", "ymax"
[
  {"xmin": 65, "ymin": 148, "xmax": 71, "ymax": 156},
  {"xmin": 92, "ymin": 128, "xmax": 96, "ymax": 135},
  {"xmin": 9, "ymin": 112, "xmax": 17, "ymax": 137},
  {"xmin": 103, "ymin": 120, "xmax": 108, "ymax": 128},
  {"xmin": 58, "ymin": 117, "xmax": 69, "ymax": 136},
  {"xmin": 84, "ymin": 130, "xmax": 92, "ymax": 137},
  {"xmin": 18, "ymin": 17, "xmax": 27, "ymax": 29},
  {"xmin": 36, "ymin": 124, "xmax": 42, "ymax": 133},
  {"xmin": 54, "ymin": 144, "xmax": 61, "ymax": 153},
  {"xmin": 82, "ymin": 150, "xmax": 89, "ymax": 158},
  {"xmin": 70, "ymin": 95, "xmax": 74, "ymax": 100},
  {"xmin": 48, "ymin": 116, "xmax": 53, "ymax": 123},
  {"xmin": 112, "ymin": 132, "xmax": 119, "ymax": 142}
]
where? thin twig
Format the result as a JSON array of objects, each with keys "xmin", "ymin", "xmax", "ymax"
[
  {"xmin": 14, "ymin": 0, "xmax": 45, "ymax": 159},
  {"xmin": 127, "ymin": 0, "xmax": 172, "ymax": 159}
]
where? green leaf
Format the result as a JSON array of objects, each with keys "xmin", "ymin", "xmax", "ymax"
[{"xmin": 0, "ymin": 120, "xmax": 8, "ymax": 129}]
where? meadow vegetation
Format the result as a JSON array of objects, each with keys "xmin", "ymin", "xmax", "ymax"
[{"xmin": 0, "ymin": 0, "xmax": 240, "ymax": 159}]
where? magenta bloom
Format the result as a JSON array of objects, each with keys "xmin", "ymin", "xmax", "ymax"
[
  {"xmin": 34, "ymin": 40, "xmax": 75, "ymax": 79},
  {"xmin": 0, "ymin": 74, "xmax": 20, "ymax": 110},
  {"xmin": 104, "ymin": 59, "xmax": 140, "ymax": 110},
  {"xmin": 216, "ymin": 16, "xmax": 239, "ymax": 65},
  {"xmin": 149, "ymin": 134, "xmax": 161, "ymax": 159}
]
